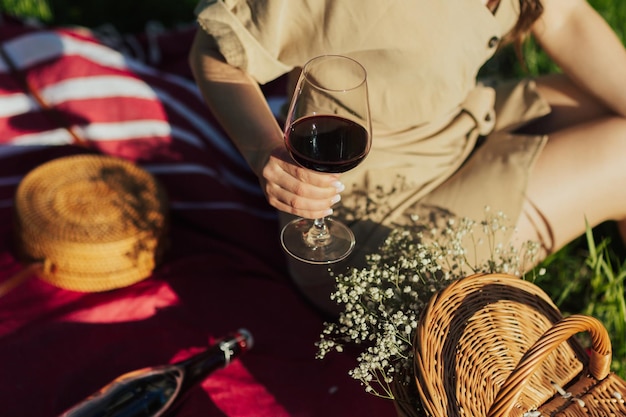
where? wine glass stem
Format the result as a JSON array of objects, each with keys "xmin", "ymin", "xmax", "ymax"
[{"xmin": 305, "ymin": 218, "xmax": 332, "ymax": 248}]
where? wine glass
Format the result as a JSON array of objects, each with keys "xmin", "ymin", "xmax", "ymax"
[{"xmin": 280, "ymin": 55, "xmax": 372, "ymax": 264}]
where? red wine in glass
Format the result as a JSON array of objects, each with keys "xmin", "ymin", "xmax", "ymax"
[
  {"xmin": 280, "ymin": 54, "xmax": 372, "ymax": 264},
  {"xmin": 286, "ymin": 115, "xmax": 370, "ymax": 173}
]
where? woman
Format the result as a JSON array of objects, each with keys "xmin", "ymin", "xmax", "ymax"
[{"xmin": 189, "ymin": 0, "xmax": 626, "ymax": 314}]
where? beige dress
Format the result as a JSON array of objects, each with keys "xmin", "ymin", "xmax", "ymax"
[{"xmin": 195, "ymin": 0, "xmax": 551, "ymax": 301}]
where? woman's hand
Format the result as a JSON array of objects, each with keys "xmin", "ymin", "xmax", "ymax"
[
  {"xmin": 260, "ymin": 144, "xmax": 344, "ymax": 219},
  {"xmin": 189, "ymin": 31, "xmax": 343, "ymax": 219}
]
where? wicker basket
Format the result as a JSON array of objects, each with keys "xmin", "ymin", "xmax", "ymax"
[
  {"xmin": 13, "ymin": 154, "xmax": 168, "ymax": 292},
  {"xmin": 396, "ymin": 273, "xmax": 626, "ymax": 417}
]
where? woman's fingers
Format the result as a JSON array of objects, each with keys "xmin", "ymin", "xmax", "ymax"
[
  {"xmin": 267, "ymin": 178, "xmax": 343, "ymax": 219},
  {"xmin": 262, "ymin": 148, "xmax": 345, "ymax": 219}
]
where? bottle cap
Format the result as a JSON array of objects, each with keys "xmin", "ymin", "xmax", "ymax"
[{"xmin": 237, "ymin": 328, "xmax": 254, "ymax": 350}]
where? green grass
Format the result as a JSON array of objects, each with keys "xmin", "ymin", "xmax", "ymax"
[
  {"xmin": 4, "ymin": 0, "xmax": 626, "ymax": 378},
  {"xmin": 1, "ymin": 0, "xmax": 198, "ymax": 32},
  {"xmin": 1, "ymin": 0, "xmax": 53, "ymax": 21},
  {"xmin": 532, "ymin": 223, "xmax": 626, "ymax": 377}
]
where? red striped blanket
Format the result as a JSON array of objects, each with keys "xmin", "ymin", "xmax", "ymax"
[{"xmin": 0, "ymin": 15, "xmax": 394, "ymax": 417}]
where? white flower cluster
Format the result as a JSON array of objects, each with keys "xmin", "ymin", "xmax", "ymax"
[{"xmin": 316, "ymin": 208, "xmax": 541, "ymax": 400}]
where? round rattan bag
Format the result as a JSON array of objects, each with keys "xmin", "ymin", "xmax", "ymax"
[{"xmin": 13, "ymin": 154, "xmax": 168, "ymax": 292}]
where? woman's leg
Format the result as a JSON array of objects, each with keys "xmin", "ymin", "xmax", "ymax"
[{"xmin": 513, "ymin": 74, "xmax": 626, "ymax": 256}]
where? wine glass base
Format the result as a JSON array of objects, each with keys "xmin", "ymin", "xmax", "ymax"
[{"xmin": 280, "ymin": 218, "xmax": 355, "ymax": 265}]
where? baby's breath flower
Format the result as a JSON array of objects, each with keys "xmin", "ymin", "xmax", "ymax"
[{"xmin": 316, "ymin": 207, "xmax": 539, "ymax": 401}]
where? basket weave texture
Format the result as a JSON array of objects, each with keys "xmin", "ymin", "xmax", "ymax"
[
  {"xmin": 395, "ymin": 273, "xmax": 626, "ymax": 417},
  {"xmin": 14, "ymin": 155, "xmax": 168, "ymax": 292}
]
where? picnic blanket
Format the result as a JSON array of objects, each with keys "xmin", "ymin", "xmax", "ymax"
[{"xmin": 0, "ymin": 15, "xmax": 395, "ymax": 417}]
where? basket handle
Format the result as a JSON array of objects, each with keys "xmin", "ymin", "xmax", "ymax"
[{"xmin": 487, "ymin": 314, "xmax": 612, "ymax": 417}]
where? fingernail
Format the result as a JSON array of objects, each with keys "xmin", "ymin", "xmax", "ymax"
[
  {"xmin": 330, "ymin": 194, "xmax": 341, "ymax": 205},
  {"xmin": 323, "ymin": 208, "xmax": 334, "ymax": 217},
  {"xmin": 332, "ymin": 181, "xmax": 345, "ymax": 193}
]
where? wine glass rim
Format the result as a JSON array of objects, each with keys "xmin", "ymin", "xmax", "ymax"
[{"xmin": 301, "ymin": 54, "xmax": 368, "ymax": 92}]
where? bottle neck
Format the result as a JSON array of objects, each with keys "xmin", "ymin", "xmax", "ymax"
[{"xmin": 176, "ymin": 329, "xmax": 253, "ymax": 391}]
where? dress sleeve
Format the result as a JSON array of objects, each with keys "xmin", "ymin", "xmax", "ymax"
[{"xmin": 195, "ymin": 0, "xmax": 302, "ymax": 84}]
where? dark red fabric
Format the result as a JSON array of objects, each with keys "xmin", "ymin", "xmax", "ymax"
[{"xmin": 0, "ymin": 15, "xmax": 395, "ymax": 417}]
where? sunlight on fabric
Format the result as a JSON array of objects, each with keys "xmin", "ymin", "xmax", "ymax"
[
  {"xmin": 1, "ymin": 31, "xmax": 70, "ymax": 71},
  {"xmin": 41, "ymin": 75, "xmax": 158, "ymax": 102},
  {"xmin": 60, "ymin": 282, "xmax": 179, "ymax": 323},
  {"xmin": 1, "ymin": 31, "xmax": 247, "ymax": 166},
  {"xmin": 75, "ymin": 120, "xmax": 171, "ymax": 141},
  {"xmin": 203, "ymin": 359, "xmax": 291, "ymax": 417},
  {"xmin": 11, "ymin": 128, "xmax": 74, "ymax": 145},
  {"xmin": 2, "ymin": 30, "xmax": 200, "ymax": 97},
  {"xmin": 8, "ymin": 121, "xmax": 177, "ymax": 144},
  {"xmin": 0, "ymin": 93, "xmax": 36, "ymax": 117},
  {"xmin": 1, "ymin": 31, "xmax": 126, "ymax": 72}
]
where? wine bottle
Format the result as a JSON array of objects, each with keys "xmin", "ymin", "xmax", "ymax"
[{"xmin": 59, "ymin": 328, "xmax": 253, "ymax": 417}]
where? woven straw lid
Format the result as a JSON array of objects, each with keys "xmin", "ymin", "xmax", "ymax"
[{"xmin": 13, "ymin": 154, "xmax": 168, "ymax": 292}]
